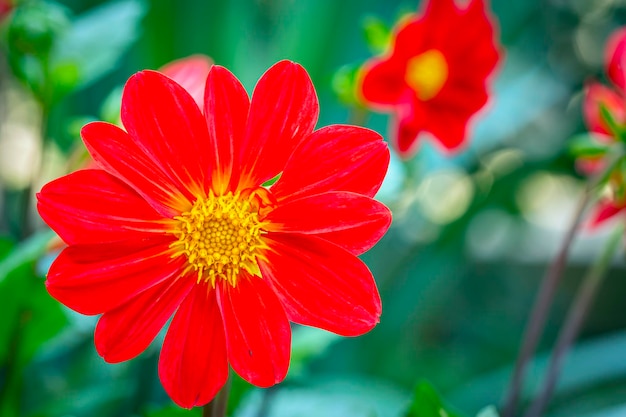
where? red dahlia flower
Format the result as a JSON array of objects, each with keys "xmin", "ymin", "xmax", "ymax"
[
  {"xmin": 358, "ymin": 0, "xmax": 501, "ymax": 157},
  {"xmin": 37, "ymin": 61, "xmax": 391, "ymax": 408},
  {"xmin": 579, "ymin": 27, "xmax": 626, "ymax": 228}
]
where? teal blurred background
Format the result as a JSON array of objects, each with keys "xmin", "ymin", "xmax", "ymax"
[{"xmin": 2, "ymin": 0, "xmax": 626, "ymax": 416}]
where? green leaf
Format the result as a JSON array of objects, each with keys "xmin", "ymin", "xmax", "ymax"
[
  {"xmin": 332, "ymin": 64, "xmax": 361, "ymax": 106},
  {"xmin": 0, "ymin": 231, "xmax": 67, "ymax": 417},
  {"xmin": 0, "ymin": 236, "xmax": 15, "ymax": 260},
  {"xmin": 599, "ymin": 103, "xmax": 626, "ymax": 143},
  {"xmin": 6, "ymin": 1, "xmax": 71, "ymax": 101},
  {"xmin": 362, "ymin": 15, "xmax": 391, "ymax": 54},
  {"xmin": 49, "ymin": 0, "xmax": 146, "ymax": 99},
  {"xmin": 0, "ymin": 229, "xmax": 64, "ymax": 364},
  {"xmin": 17, "ymin": 275, "xmax": 68, "ymax": 366},
  {"xmin": 568, "ymin": 134, "xmax": 609, "ymax": 158},
  {"xmin": 0, "ymin": 229, "xmax": 55, "ymax": 285},
  {"xmin": 405, "ymin": 381, "xmax": 463, "ymax": 417}
]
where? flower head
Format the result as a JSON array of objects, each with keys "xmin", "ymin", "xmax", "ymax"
[
  {"xmin": 37, "ymin": 60, "xmax": 391, "ymax": 408},
  {"xmin": 578, "ymin": 27, "xmax": 626, "ymax": 229},
  {"xmin": 358, "ymin": 0, "xmax": 501, "ymax": 157}
]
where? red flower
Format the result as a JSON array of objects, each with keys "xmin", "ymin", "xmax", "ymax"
[
  {"xmin": 587, "ymin": 196, "xmax": 626, "ymax": 229},
  {"xmin": 579, "ymin": 27, "xmax": 626, "ymax": 229},
  {"xmin": 579, "ymin": 28, "xmax": 626, "ymax": 177},
  {"xmin": 160, "ymin": 54, "xmax": 213, "ymax": 110},
  {"xmin": 37, "ymin": 61, "xmax": 391, "ymax": 408},
  {"xmin": 358, "ymin": 0, "xmax": 501, "ymax": 157},
  {"xmin": 582, "ymin": 28, "xmax": 626, "ymax": 145}
]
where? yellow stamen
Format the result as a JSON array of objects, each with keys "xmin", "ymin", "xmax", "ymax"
[
  {"xmin": 169, "ymin": 190, "xmax": 268, "ymax": 288},
  {"xmin": 405, "ymin": 49, "xmax": 448, "ymax": 101}
]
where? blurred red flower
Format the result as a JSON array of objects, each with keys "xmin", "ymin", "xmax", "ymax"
[
  {"xmin": 0, "ymin": 0, "xmax": 13, "ymax": 21},
  {"xmin": 358, "ymin": 0, "xmax": 501, "ymax": 158},
  {"xmin": 580, "ymin": 28, "xmax": 626, "ymax": 172},
  {"xmin": 37, "ymin": 60, "xmax": 391, "ymax": 408},
  {"xmin": 580, "ymin": 28, "xmax": 626, "ymax": 228}
]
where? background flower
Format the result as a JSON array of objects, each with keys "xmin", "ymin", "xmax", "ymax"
[{"xmin": 358, "ymin": 0, "xmax": 501, "ymax": 157}]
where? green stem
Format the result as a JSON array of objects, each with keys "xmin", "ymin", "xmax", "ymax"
[
  {"xmin": 347, "ymin": 105, "xmax": 369, "ymax": 127},
  {"xmin": 202, "ymin": 376, "xmax": 231, "ymax": 417},
  {"xmin": 523, "ymin": 221, "xmax": 624, "ymax": 417},
  {"xmin": 501, "ymin": 152, "xmax": 623, "ymax": 417},
  {"xmin": 501, "ymin": 186, "xmax": 591, "ymax": 417}
]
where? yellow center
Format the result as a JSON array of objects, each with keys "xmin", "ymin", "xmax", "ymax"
[
  {"xmin": 170, "ymin": 190, "xmax": 267, "ymax": 287},
  {"xmin": 404, "ymin": 49, "xmax": 448, "ymax": 101}
]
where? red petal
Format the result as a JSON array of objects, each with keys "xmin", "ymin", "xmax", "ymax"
[
  {"xmin": 586, "ymin": 199, "xmax": 626, "ymax": 230},
  {"xmin": 238, "ymin": 61, "xmax": 319, "ymax": 187},
  {"xmin": 359, "ymin": 58, "xmax": 409, "ymax": 107},
  {"xmin": 160, "ymin": 54, "xmax": 213, "ymax": 110},
  {"xmin": 261, "ymin": 233, "xmax": 381, "ymax": 337},
  {"xmin": 264, "ymin": 191, "xmax": 391, "ymax": 255},
  {"xmin": 216, "ymin": 276, "xmax": 290, "ymax": 387},
  {"xmin": 575, "ymin": 153, "xmax": 609, "ymax": 176},
  {"xmin": 606, "ymin": 27, "xmax": 626, "ymax": 92},
  {"xmin": 82, "ymin": 122, "xmax": 186, "ymax": 217},
  {"xmin": 46, "ymin": 238, "xmax": 182, "ymax": 315},
  {"xmin": 95, "ymin": 275, "xmax": 195, "ymax": 363},
  {"xmin": 271, "ymin": 125, "xmax": 389, "ymax": 201},
  {"xmin": 159, "ymin": 285, "xmax": 228, "ymax": 409},
  {"xmin": 423, "ymin": 107, "xmax": 470, "ymax": 151},
  {"xmin": 583, "ymin": 82, "xmax": 625, "ymax": 136},
  {"xmin": 121, "ymin": 70, "xmax": 214, "ymax": 202},
  {"xmin": 37, "ymin": 169, "xmax": 165, "ymax": 245},
  {"xmin": 204, "ymin": 66, "xmax": 250, "ymax": 194},
  {"xmin": 392, "ymin": 104, "xmax": 426, "ymax": 157}
]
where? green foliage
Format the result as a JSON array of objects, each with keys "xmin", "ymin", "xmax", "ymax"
[
  {"xmin": 6, "ymin": 1, "xmax": 71, "ymax": 102},
  {"xmin": 0, "ymin": 231, "xmax": 68, "ymax": 417},
  {"xmin": 7, "ymin": 1, "xmax": 70, "ymax": 57},
  {"xmin": 568, "ymin": 134, "xmax": 610, "ymax": 158},
  {"xmin": 332, "ymin": 63, "xmax": 361, "ymax": 106},
  {"xmin": 362, "ymin": 15, "xmax": 391, "ymax": 54},
  {"xmin": 49, "ymin": 0, "xmax": 146, "ymax": 97},
  {"xmin": 6, "ymin": 0, "xmax": 145, "ymax": 106},
  {"xmin": 599, "ymin": 103, "xmax": 626, "ymax": 143},
  {"xmin": 404, "ymin": 381, "xmax": 462, "ymax": 417}
]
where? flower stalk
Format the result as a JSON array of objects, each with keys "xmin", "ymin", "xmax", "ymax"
[
  {"xmin": 523, "ymin": 221, "xmax": 624, "ymax": 417},
  {"xmin": 202, "ymin": 375, "xmax": 231, "ymax": 417},
  {"xmin": 502, "ymin": 150, "xmax": 623, "ymax": 417},
  {"xmin": 501, "ymin": 185, "xmax": 590, "ymax": 417}
]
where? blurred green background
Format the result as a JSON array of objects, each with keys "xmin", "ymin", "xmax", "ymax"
[{"xmin": 2, "ymin": 0, "xmax": 626, "ymax": 416}]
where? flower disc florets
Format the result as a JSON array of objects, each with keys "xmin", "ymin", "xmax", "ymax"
[{"xmin": 170, "ymin": 190, "xmax": 267, "ymax": 287}]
